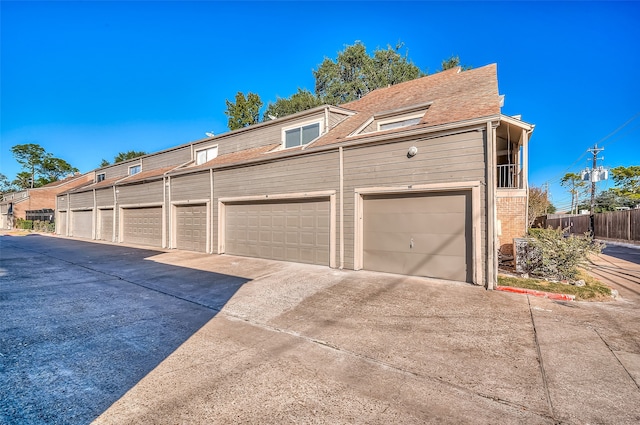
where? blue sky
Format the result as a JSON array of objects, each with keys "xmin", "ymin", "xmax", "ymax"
[{"xmin": 1, "ymin": 1, "xmax": 639, "ymax": 211}]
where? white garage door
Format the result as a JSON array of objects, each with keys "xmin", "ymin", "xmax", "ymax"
[
  {"xmin": 99, "ymin": 209, "xmax": 114, "ymax": 241},
  {"xmin": 363, "ymin": 191, "xmax": 472, "ymax": 282},
  {"xmin": 176, "ymin": 204, "xmax": 207, "ymax": 252},
  {"xmin": 72, "ymin": 210, "xmax": 93, "ymax": 239},
  {"xmin": 225, "ymin": 199, "xmax": 329, "ymax": 266},
  {"xmin": 122, "ymin": 207, "xmax": 162, "ymax": 247},
  {"xmin": 57, "ymin": 211, "xmax": 67, "ymax": 235}
]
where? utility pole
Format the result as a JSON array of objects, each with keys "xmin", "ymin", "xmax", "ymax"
[{"xmin": 587, "ymin": 144, "xmax": 605, "ymax": 213}]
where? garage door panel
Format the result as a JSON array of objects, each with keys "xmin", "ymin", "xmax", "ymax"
[
  {"xmin": 176, "ymin": 204, "xmax": 206, "ymax": 253},
  {"xmin": 226, "ymin": 199, "xmax": 329, "ymax": 266},
  {"xmin": 123, "ymin": 207, "xmax": 162, "ymax": 247},
  {"xmin": 364, "ymin": 191, "xmax": 471, "ymax": 282},
  {"xmin": 72, "ymin": 210, "xmax": 93, "ymax": 239},
  {"xmin": 99, "ymin": 209, "xmax": 114, "ymax": 241}
]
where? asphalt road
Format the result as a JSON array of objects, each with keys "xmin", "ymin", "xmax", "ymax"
[{"xmin": 0, "ymin": 234, "xmax": 248, "ymax": 424}]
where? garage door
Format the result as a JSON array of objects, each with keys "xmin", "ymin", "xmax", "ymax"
[
  {"xmin": 363, "ymin": 191, "xmax": 471, "ymax": 282},
  {"xmin": 176, "ymin": 204, "xmax": 207, "ymax": 252},
  {"xmin": 99, "ymin": 209, "xmax": 114, "ymax": 241},
  {"xmin": 122, "ymin": 207, "xmax": 162, "ymax": 247},
  {"xmin": 72, "ymin": 210, "xmax": 93, "ymax": 239},
  {"xmin": 57, "ymin": 212, "xmax": 67, "ymax": 235},
  {"xmin": 225, "ymin": 199, "xmax": 329, "ymax": 266}
]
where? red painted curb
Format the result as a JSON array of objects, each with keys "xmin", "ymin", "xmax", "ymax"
[{"xmin": 496, "ymin": 286, "xmax": 575, "ymax": 301}]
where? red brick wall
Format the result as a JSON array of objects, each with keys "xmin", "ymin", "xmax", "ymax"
[
  {"xmin": 497, "ymin": 195, "xmax": 527, "ymax": 255},
  {"xmin": 9, "ymin": 174, "xmax": 93, "ymax": 221}
]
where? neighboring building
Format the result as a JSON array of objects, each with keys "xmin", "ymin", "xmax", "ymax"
[
  {"xmin": 0, "ymin": 173, "xmax": 93, "ymax": 229},
  {"xmin": 55, "ymin": 64, "xmax": 533, "ymax": 288}
]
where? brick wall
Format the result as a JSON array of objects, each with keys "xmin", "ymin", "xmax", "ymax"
[{"xmin": 497, "ymin": 195, "xmax": 527, "ymax": 255}]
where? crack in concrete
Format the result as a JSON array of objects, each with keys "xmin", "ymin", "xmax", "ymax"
[
  {"xmin": 592, "ymin": 327, "xmax": 640, "ymax": 391},
  {"xmin": 527, "ymin": 295, "xmax": 556, "ymax": 420},
  {"xmin": 222, "ymin": 312, "xmax": 555, "ymax": 422}
]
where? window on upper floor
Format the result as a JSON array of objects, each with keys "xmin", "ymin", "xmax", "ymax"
[
  {"xmin": 96, "ymin": 173, "xmax": 106, "ymax": 183},
  {"xmin": 283, "ymin": 121, "xmax": 322, "ymax": 149},
  {"xmin": 129, "ymin": 164, "xmax": 141, "ymax": 176},
  {"xmin": 195, "ymin": 145, "xmax": 218, "ymax": 165},
  {"xmin": 349, "ymin": 103, "xmax": 431, "ymax": 137},
  {"xmin": 378, "ymin": 111, "xmax": 424, "ymax": 131}
]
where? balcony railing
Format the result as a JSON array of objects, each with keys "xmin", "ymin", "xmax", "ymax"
[{"xmin": 497, "ymin": 164, "xmax": 522, "ymax": 189}]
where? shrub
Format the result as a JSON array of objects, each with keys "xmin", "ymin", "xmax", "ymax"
[
  {"xmin": 33, "ymin": 220, "xmax": 55, "ymax": 233},
  {"xmin": 15, "ymin": 218, "xmax": 33, "ymax": 230},
  {"xmin": 524, "ymin": 227, "xmax": 603, "ymax": 281}
]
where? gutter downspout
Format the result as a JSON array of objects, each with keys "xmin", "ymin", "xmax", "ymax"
[
  {"xmin": 339, "ymin": 146, "xmax": 344, "ymax": 269},
  {"xmin": 93, "ymin": 189, "xmax": 97, "ymax": 240},
  {"xmin": 209, "ymin": 168, "xmax": 214, "ymax": 254},
  {"xmin": 486, "ymin": 121, "xmax": 498, "ymax": 290},
  {"xmin": 113, "ymin": 185, "xmax": 118, "ymax": 242}
]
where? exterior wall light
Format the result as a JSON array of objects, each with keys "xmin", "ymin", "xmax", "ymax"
[{"xmin": 407, "ymin": 146, "xmax": 418, "ymax": 158}]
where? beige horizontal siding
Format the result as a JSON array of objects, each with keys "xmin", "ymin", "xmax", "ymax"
[
  {"xmin": 170, "ymin": 172, "xmax": 211, "ymax": 202},
  {"xmin": 96, "ymin": 188, "xmax": 114, "ymax": 206},
  {"xmin": 103, "ymin": 162, "xmax": 130, "ymax": 180},
  {"xmin": 329, "ymin": 111, "xmax": 351, "ymax": 128},
  {"xmin": 143, "ymin": 147, "xmax": 191, "ymax": 169},
  {"xmin": 69, "ymin": 191, "xmax": 93, "ymax": 209},
  {"xmin": 117, "ymin": 181, "xmax": 164, "ymax": 205}
]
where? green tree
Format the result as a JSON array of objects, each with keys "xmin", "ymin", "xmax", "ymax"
[
  {"xmin": 264, "ymin": 88, "xmax": 324, "ymax": 120},
  {"xmin": 12, "ymin": 172, "xmax": 33, "ymax": 190},
  {"xmin": 528, "ymin": 186, "xmax": 553, "ymax": 227},
  {"xmin": 114, "ymin": 151, "xmax": 147, "ymax": 163},
  {"xmin": 610, "ymin": 165, "xmax": 640, "ymax": 200},
  {"xmin": 0, "ymin": 173, "xmax": 16, "ymax": 196},
  {"xmin": 313, "ymin": 42, "xmax": 425, "ymax": 105},
  {"xmin": 10, "ymin": 143, "xmax": 78, "ymax": 188},
  {"xmin": 38, "ymin": 156, "xmax": 78, "ymax": 185},
  {"xmin": 100, "ymin": 159, "xmax": 110, "ymax": 167},
  {"xmin": 440, "ymin": 55, "xmax": 472, "ymax": 71},
  {"xmin": 560, "ymin": 172, "xmax": 588, "ymax": 214},
  {"xmin": 10, "ymin": 143, "xmax": 46, "ymax": 188},
  {"xmin": 224, "ymin": 92, "xmax": 263, "ymax": 130}
]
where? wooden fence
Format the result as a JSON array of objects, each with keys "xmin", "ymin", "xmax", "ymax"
[{"xmin": 534, "ymin": 210, "xmax": 640, "ymax": 243}]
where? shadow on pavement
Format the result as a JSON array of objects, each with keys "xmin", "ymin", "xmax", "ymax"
[{"xmin": 0, "ymin": 235, "xmax": 249, "ymax": 424}]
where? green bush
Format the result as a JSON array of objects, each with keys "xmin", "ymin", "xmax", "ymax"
[
  {"xmin": 524, "ymin": 227, "xmax": 603, "ymax": 281},
  {"xmin": 33, "ymin": 220, "xmax": 55, "ymax": 233},
  {"xmin": 16, "ymin": 218, "xmax": 33, "ymax": 230}
]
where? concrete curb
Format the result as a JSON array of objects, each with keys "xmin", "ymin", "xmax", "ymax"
[{"xmin": 496, "ymin": 285, "xmax": 575, "ymax": 301}]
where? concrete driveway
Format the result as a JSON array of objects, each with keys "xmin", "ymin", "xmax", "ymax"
[{"xmin": 1, "ymin": 234, "xmax": 639, "ymax": 424}]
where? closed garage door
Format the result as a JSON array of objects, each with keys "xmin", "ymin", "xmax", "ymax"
[
  {"xmin": 58, "ymin": 211, "xmax": 67, "ymax": 235},
  {"xmin": 363, "ymin": 191, "xmax": 471, "ymax": 282},
  {"xmin": 72, "ymin": 210, "xmax": 93, "ymax": 239},
  {"xmin": 123, "ymin": 207, "xmax": 162, "ymax": 247},
  {"xmin": 176, "ymin": 204, "xmax": 207, "ymax": 252},
  {"xmin": 225, "ymin": 199, "xmax": 329, "ymax": 266},
  {"xmin": 99, "ymin": 209, "xmax": 114, "ymax": 241}
]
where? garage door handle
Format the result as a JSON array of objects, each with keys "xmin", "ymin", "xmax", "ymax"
[{"xmin": 410, "ymin": 238, "xmax": 414, "ymax": 249}]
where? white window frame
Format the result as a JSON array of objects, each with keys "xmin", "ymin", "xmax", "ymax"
[
  {"xmin": 281, "ymin": 119, "xmax": 323, "ymax": 149},
  {"xmin": 195, "ymin": 145, "xmax": 219, "ymax": 165},
  {"xmin": 128, "ymin": 164, "xmax": 141, "ymax": 176},
  {"xmin": 96, "ymin": 173, "xmax": 106, "ymax": 183},
  {"xmin": 377, "ymin": 111, "xmax": 425, "ymax": 132}
]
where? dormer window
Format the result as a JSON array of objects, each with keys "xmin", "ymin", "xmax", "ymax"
[
  {"xmin": 195, "ymin": 145, "xmax": 218, "ymax": 165},
  {"xmin": 129, "ymin": 164, "xmax": 141, "ymax": 176},
  {"xmin": 349, "ymin": 102, "xmax": 431, "ymax": 137},
  {"xmin": 96, "ymin": 173, "xmax": 106, "ymax": 183},
  {"xmin": 378, "ymin": 114, "xmax": 424, "ymax": 131},
  {"xmin": 283, "ymin": 121, "xmax": 322, "ymax": 149}
]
